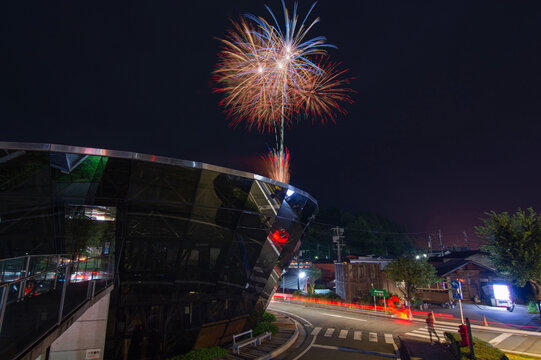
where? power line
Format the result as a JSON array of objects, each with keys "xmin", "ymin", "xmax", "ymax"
[{"xmin": 311, "ymin": 220, "xmax": 467, "ymax": 237}]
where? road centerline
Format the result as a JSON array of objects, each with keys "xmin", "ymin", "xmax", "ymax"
[{"xmin": 320, "ymin": 312, "xmax": 368, "ymax": 321}]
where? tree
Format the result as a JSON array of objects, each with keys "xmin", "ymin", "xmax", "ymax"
[
  {"xmin": 476, "ymin": 208, "xmax": 541, "ymax": 316},
  {"xmin": 305, "ymin": 266, "xmax": 322, "ymax": 296},
  {"xmin": 384, "ymin": 256, "xmax": 440, "ymax": 306}
]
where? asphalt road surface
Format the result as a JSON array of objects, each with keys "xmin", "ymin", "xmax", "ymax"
[{"xmin": 269, "ymin": 300, "xmax": 541, "ymax": 359}]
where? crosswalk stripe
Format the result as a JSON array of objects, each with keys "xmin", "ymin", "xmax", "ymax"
[
  {"xmin": 369, "ymin": 332, "xmax": 378, "ymax": 342},
  {"xmin": 384, "ymin": 333, "xmax": 394, "ymax": 344},
  {"xmin": 434, "ymin": 327, "xmax": 459, "ymax": 332},
  {"xmin": 354, "ymin": 331, "xmax": 362, "ymax": 341},
  {"xmin": 411, "ymin": 329, "xmax": 445, "ymax": 336},
  {"xmin": 338, "ymin": 329, "xmax": 348, "ymax": 339},
  {"xmin": 405, "ymin": 332, "xmax": 431, "ymax": 340},
  {"xmin": 489, "ymin": 333, "xmax": 512, "ymax": 345},
  {"xmin": 324, "ymin": 328, "xmax": 335, "ymax": 337},
  {"xmin": 311, "ymin": 327, "xmax": 322, "ymax": 336}
]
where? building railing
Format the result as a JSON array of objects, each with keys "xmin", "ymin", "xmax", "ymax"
[{"xmin": 0, "ymin": 254, "xmax": 114, "ymax": 360}]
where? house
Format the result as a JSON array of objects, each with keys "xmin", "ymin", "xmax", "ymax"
[
  {"xmin": 334, "ymin": 256, "xmax": 401, "ymax": 303},
  {"xmin": 419, "ymin": 250, "xmax": 507, "ymax": 304}
]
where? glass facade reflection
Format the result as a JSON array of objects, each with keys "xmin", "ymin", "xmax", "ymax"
[{"xmin": 0, "ymin": 142, "xmax": 318, "ymax": 359}]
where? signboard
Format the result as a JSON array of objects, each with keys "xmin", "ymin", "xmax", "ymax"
[
  {"xmin": 451, "ymin": 280, "xmax": 463, "ymax": 300},
  {"xmin": 85, "ymin": 349, "xmax": 101, "ymax": 360},
  {"xmin": 370, "ymin": 288, "xmax": 387, "ymax": 297}
]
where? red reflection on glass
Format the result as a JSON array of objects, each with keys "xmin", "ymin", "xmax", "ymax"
[{"xmin": 271, "ymin": 229, "xmax": 289, "ymax": 244}]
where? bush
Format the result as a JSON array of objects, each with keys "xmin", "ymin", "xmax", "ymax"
[
  {"xmin": 253, "ymin": 321, "xmax": 279, "ymax": 336},
  {"xmin": 166, "ymin": 346, "xmax": 229, "ymax": 360},
  {"xmin": 317, "ymin": 291, "xmax": 341, "ymax": 300},
  {"xmin": 261, "ymin": 311, "xmax": 276, "ymax": 323},
  {"xmin": 527, "ymin": 301, "xmax": 539, "ymax": 314},
  {"xmin": 444, "ymin": 331, "xmax": 509, "ymax": 360}
]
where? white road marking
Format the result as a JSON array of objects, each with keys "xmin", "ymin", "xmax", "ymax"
[
  {"xmin": 324, "ymin": 328, "xmax": 335, "ymax": 337},
  {"xmin": 339, "ymin": 329, "xmax": 348, "ymax": 339},
  {"xmin": 405, "ymin": 332, "xmax": 431, "ymax": 340},
  {"xmin": 292, "ymin": 332, "xmax": 317, "ymax": 360},
  {"xmin": 369, "ymin": 332, "xmax": 378, "ymax": 342},
  {"xmin": 273, "ymin": 310, "xmax": 312, "ymax": 326},
  {"xmin": 320, "ymin": 312, "xmax": 368, "ymax": 321},
  {"xmin": 354, "ymin": 330, "xmax": 362, "ymax": 341},
  {"xmin": 311, "ymin": 327, "xmax": 322, "ymax": 336},
  {"xmin": 489, "ymin": 333, "xmax": 512, "ymax": 345},
  {"xmin": 385, "ymin": 333, "xmax": 400, "ymax": 358}
]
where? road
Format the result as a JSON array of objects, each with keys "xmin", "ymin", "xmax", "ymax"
[{"xmin": 269, "ymin": 300, "xmax": 541, "ymax": 359}]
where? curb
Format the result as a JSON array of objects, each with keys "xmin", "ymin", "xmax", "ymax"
[{"xmin": 255, "ymin": 312, "xmax": 300, "ymax": 360}]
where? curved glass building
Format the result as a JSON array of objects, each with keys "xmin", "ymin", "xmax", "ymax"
[{"xmin": 0, "ymin": 142, "xmax": 318, "ymax": 359}]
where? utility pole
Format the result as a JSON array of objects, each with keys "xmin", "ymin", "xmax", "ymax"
[
  {"xmin": 428, "ymin": 235, "xmax": 432, "ymax": 255},
  {"xmin": 439, "ymin": 229, "xmax": 444, "ymax": 256},
  {"xmin": 331, "ymin": 227, "xmax": 345, "ymax": 262},
  {"xmin": 297, "ymin": 252, "xmax": 300, "ymax": 290},
  {"xmin": 463, "ymin": 231, "xmax": 469, "ymax": 249}
]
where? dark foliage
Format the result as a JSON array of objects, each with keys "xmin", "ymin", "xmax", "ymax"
[{"xmin": 301, "ymin": 207, "xmax": 414, "ymax": 259}]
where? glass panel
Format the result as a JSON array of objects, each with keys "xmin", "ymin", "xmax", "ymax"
[
  {"xmin": 0, "ymin": 281, "xmax": 61, "ymax": 360},
  {"xmin": 51, "ymin": 154, "xmax": 108, "ymax": 203},
  {"xmin": 0, "ymin": 151, "xmax": 51, "ymax": 200},
  {"xmin": 62, "ymin": 261, "xmax": 90, "ymax": 318},
  {"xmin": 64, "ymin": 205, "xmax": 117, "ymax": 257},
  {"xmin": 128, "ymin": 161, "xmax": 200, "ymax": 204},
  {"xmin": 95, "ymin": 157, "xmax": 131, "ymax": 201}
]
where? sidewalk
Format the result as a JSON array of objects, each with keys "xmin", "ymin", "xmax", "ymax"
[
  {"xmin": 399, "ymin": 337, "xmax": 456, "ymax": 360},
  {"xmin": 221, "ymin": 311, "xmax": 299, "ymax": 360}
]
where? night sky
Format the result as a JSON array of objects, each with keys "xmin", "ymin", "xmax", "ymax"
[{"xmin": 2, "ymin": 1, "xmax": 541, "ymax": 248}]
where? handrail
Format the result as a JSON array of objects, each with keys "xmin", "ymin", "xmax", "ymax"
[
  {"xmin": 0, "ymin": 254, "xmax": 71, "ymax": 264},
  {"xmin": 0, "ymin": 254, "xmax": 72, "ymax": 285},
  {"xmin": 0, "ymin": 255, "xmax": 101, "ymax": 290}
]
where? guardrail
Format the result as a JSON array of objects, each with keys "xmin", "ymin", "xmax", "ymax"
[{"xmin": 0, "ymin": 254, "xmax": 114, "ymax": 360}]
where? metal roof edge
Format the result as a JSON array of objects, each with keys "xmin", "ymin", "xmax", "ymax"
[{"xmin": 0, "ymin": 141, "xmax": 317, "ymax": 205}]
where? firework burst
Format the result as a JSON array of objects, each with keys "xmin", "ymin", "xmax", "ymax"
[{"xmin": 214, "ymin": 1, "xmax": 353, "ymax": 183}]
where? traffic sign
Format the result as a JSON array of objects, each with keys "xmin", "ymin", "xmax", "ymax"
[
  {"xmin": 451, "ymin": 280, "xmax": 459, "ymax": 289},
  {"xmin": 370, "ymin": 288, "xmax": 387, "ymax": 297}
]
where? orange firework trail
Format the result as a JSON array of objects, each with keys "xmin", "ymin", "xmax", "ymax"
[{"xmin": 213, "ymin": 1, "xmax": 353, "ymax": 183}]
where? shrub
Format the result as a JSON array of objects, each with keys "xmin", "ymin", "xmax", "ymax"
[
  {"xmin": 261, "ymin": 311, "xmax": 276, "ymax": 323},
  {"xmin": 166, "ymin": 346, "xmax": 229, "ymax": 360},
  {"xmin": 253, "ymin": 321, "xmax": 279, "ymax": 336},
  {"xmin": 527, "ymin": 301, "xmax": 539, "ymax": 314},
  {"xmin": 317, "ymin": 291, "xmax": 341, "ymax": 300},
  {"xmin": 444, "ymin": 331, "xmax": 509, "ymax": 360}
]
